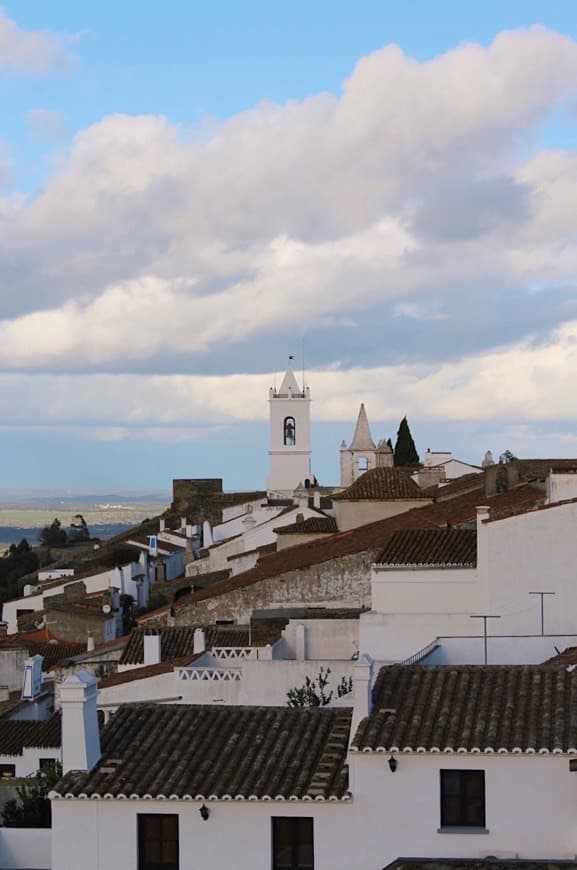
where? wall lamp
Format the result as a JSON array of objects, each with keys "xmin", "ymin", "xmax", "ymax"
[
  {"xmin": 388, "ymin": 754, "xmax": 397, "ymax": 773},
  {"xmin": 199, "ymin": 803, "xmax": 210, "ymax": 821}
]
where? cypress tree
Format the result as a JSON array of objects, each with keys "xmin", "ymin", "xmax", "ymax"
[{"xmin": 393, "ymin": 417, "xmax": 420, "ymax": 467}]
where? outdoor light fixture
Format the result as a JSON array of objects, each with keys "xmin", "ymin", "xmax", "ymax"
[
  {"xmin": 388, "ymin": 754, "xmax": 397, "ymax": 773},
  {"xmin": 200, "ymin": 803, "xmax": 210, "ymax": 821}
]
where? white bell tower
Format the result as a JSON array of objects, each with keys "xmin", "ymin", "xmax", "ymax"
[{"xmin": 267, "ymin": 361, "xmax": 312, "ymax": 494}]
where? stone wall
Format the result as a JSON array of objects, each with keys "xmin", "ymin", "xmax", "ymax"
[{"xmin": 143, "ymin": 548, "xmax": 379, "ymax": 628}]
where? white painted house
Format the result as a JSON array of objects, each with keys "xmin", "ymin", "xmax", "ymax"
[
  {"xmin": 363, "ymin": 498, "xmax": 577, "ymax": 664},
  {"xmin": 49, "ymin": 663, "xmax": 577, "ymax": 869}
]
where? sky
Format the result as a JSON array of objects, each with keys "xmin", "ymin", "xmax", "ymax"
[{"xmin": 2, "ymin": 2, "xmax": 577, "ymax": 490}]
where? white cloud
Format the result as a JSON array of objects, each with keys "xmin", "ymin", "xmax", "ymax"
[
  {"xmin": 1, "ymin": 319, "xmax": 577, "ymax": 432},
  {"xmin": 0, "ymin": 10, "xmax": 72, "ymax": 74},
  {"xmin": 1, "ymin": 25, "xmax": 577, "ymax": 447}
]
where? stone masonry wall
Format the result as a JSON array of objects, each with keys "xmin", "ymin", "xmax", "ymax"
[{"xmin": 142, "ymin": 548, "xmax": 379, "ymax": 628}]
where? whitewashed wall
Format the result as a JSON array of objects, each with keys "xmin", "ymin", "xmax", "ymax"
[
  {"xmin": 0, "ymin": 828, "xmax": 51, "ymax": 869},
  {"xmin": 51, "ymin": 798, "xmax": 352, "ymax": 870},
  {"xmin": 0, "ymin": 746, "xmax": 60, "ymax": 778},
  {"xmin": 51, "ymin": 753, "xmax": 577, "ymax": 870},
  {"xmin": 349, "ymin": 752, "xmax": 577, "ymax": 867},
  {"xmin": 365, "ymin": 500, "xmax": 577, "ymax": 662}
]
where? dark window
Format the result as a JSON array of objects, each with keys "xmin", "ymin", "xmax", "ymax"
[
  {"xmin": 440, "ymin": 770, "xmax": 485, "ymax": 828},
  {"xmin": 0, "ymin": 764, "xmax": 15, "ymax": 778},
  {"xmin": 138, "ymin": 814, "xmax": 179, "ymax": 870},
  {"xmin": 39, "ymin": 758, "xmax": 57, "ymax": 771},
  {"xmin": 272, "ymin": 817, "xmax": 314, "ymax": 870},
  {"xmin": 283, "ymin": 417, "xmax": 296, "ymax": 446}
]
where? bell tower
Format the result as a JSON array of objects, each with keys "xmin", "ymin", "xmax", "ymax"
[{"xmin": 267, "ymin": 360, "xmax": 312, "ymax": 494}]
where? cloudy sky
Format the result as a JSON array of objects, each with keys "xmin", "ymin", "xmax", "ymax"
[{"xmin": 2, "ymin": 1, "xmax": 577, "ymax": 490}]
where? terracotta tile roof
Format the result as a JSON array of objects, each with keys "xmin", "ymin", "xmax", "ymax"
[
  {"xmin": 351, "ymin": 665, "xmax": 577, "ymax": 753},
  {"xmin": 120, "ymin": 623, "xmax": 282, "ymax": 665},
  {"xmin": 54, "ymin": 704, "xmax": 352, "ymax": 800},
  {"xmin": 139, "ymin": 484, "xmax": 543, "ymax": 620},
  {"xmin": 0, "ymin": 633, "xmax": 86, "ymax": 669},
  {"xmin": 376, "ymin": 528, "xmax": 477, "ymax": 567},
  {"xmin": 512, "ymin": 459, "xmax": 577, "ymax": 479},
  {"xmin": 275, "ymin": 517, "xmax": 338, "ymax": 535},
  {"xmin": 420, "ymin": 473, "xmax": 485, "ymax": 499},
  {"xmin": 333, "ymin": 467, "xmax": 428, "ymax": 501},
  {"xmin": 0, "ymin": 713, "xmax": 61, "ymax": 756}
]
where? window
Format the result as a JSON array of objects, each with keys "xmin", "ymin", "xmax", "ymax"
[
  {"xmin": 38, "ymin": 758, "xmax": 57, "ymax": 771},
  {"xmin": 272, "ymin": 817, "xmax": 314, "ymax": 870},
  {"xmin": 138, "ymin": 814, "xmax": 179, "ymax": 870},
  {"xmin": 0, "ymin": 764, "xmax": 15, "ymax": 778},
  {"xmin": 283, "ymin": 417, "xmax": 296, "ymax": 446},
  {"xmin": 357, "ymin": 456, "xmax": 369, "ymax": 471},
  {"xmin": 440, "ymin": 770, "xmax": 485, "ymax": 829}
]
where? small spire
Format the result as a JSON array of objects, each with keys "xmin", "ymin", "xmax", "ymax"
[{"xmin": 349, "ymin": 403, "xmax": 376, "ymax": 450}]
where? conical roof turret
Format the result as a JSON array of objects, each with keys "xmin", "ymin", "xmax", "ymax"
[{"xmin": 349, "ymin": 403, "xmax": 376, "ymax": 451}]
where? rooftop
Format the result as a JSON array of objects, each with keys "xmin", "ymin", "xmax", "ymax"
[
  {"xmin": 352, "ymin": 664, "xmax": 577, "ymax": 754},
  {"xmin": 334, "ymin": 467, "xmax": 428, "ymax": 502},
  {"xmin": 376, "ymin": 528, "xmax": 477, "ymax": 567},
  {"xmin": 275, "ymin": 516, "xmax": 338, "ymax": 535},
  {"xmin": 0, "ymin": 713, "xmax": 61, "ymax": 756},
  {"xmin": 120, "ymin": 623, "xmax": 283, "ymax": 665},
  {"xmin": 54, "ymin": 703, "xmax": 352, "ymax": 801}
]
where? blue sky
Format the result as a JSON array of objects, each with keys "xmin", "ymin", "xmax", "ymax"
[{"xmin": 2, "ymin": 2, "xmax": 577, "ymax": 489}]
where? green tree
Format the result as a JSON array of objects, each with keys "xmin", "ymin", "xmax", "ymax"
[
  {"xmin": 393, "ymin": 416, "xmax": 420, "ymax": 467},
  {"xmin": 39, "ymin": 518, "xmax": 67, "ymax": 548},
  {"xmin": 2, "ymin": 761, "xmax": 62, "ymax": 828},
  {"xmin": 287, "ymin": 667, "xmax": 332, "ymax": 707}
]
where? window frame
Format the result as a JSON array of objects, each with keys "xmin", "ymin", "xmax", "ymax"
[
  {"xmin": 0, "ymin": 764, "xmax": 15, "ymax": 778},
  {"xmin": 137, "ymin": 813, "xmax": 179, "ymax": 870},
  {"xmin": 439, "ymin": 769, "xmax": 486, "ymax": 831},
  {"xmin": 271, "ymin": 816, "xmax": 314, "ymax": 870}
]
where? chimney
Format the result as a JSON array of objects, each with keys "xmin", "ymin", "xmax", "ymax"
[
  {"xmin": 193, "ymin": 628, "xmax": 206, "ymax": 654},
  {"xmin": 143, "ymin": 633, "xmax": 162, "ymax": 666},
  {"xmin": 181, "ymin": 516, "xmax": 187, "ymax": 531},
  {"xmin": 313, "ymin": 491, "xmax": 321, "ymax": 509},
  {"xmin": 295, "ymin": 623, "xmax": 306, "ymax": 661},
  {"xmin": 60, "ymin": 671, "xmax": 101, "ymax": 773},
  {"xmin": 86, "ymin": 632, "xmax": 95, "ymax": 653},
  {"xmin": 159, "ymin": 518, "xmax": 166, "ymax": 532},
  {"xmin": 22, "ymin": 655, "xmax": 44, "ymax": 700},
  {"xmin": 295, "ymin": 513, "xmax": 305, "ymax": 525},
  {"xmin": 185, "ymin": 524, "xmax": 194, "ymax": 539},
  {"xmin": 352, "ymin": 654, "xmax": 373, "ymax": 731},
  {"xmin": 476, "ymin": 505, "xmax": 490, "ymax": 592}
]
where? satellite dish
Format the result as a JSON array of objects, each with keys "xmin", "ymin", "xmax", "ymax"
[{"xmin": 102, "ymin": 603, "xmax": 112, "ymax": 614}]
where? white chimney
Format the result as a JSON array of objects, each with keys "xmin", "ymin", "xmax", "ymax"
[
  {"xmin": 22, "ymin": 655, "xmax": 43, "ymax": 700},
  {"xmin": 181, "ymin": 516, "xmax": 187, "ymax": 530},
  {"xmin": 86, "ymin": 632, "xmax": 95, "ymax": 653},
  {"xmin": 185, "ymin": 524, "xmax": 194, "ymax": 539},
  {"xmin": 193, "ymin": 628, "xmax": 206, "ymax": 654},
  {"xmin": 352, "ymin": 654, "xmax": 373, "ymax": 731},
  {"xmin": 143, "ymin": 633, "xmax": 162, "ymax": 666},
  {"xmin": 60, "ymin": 671, "xmax": 101, "ymax": 773},
  {"xmin": 159, "ymin": 518, "xmax": 166, "ymax": 532},
  {"xmin": 313, "ymin": 491, "xmax": 321, "ymax": 509},
  {"xmin": 295, "ymin": 623, "xmax": 306, "ymax": 661},
  {"xmin": 476, "ymin": 505, "xmax": 490, "ymax": 601}
]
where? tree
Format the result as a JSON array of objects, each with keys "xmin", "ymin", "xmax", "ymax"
[
  {"xmin": 287, "ymin": 667, "xmax": 332, "ymax": 707},
  {"xmin": 393, "ymin": 416, "xmax": 420, "ymax": 467},
  {"xmin": 2, "ymin": 761, "xmax": 62, "ymax": 828},
  {"xmin": 39, "ymin": 518, "xmax": 67, "ymax": 548},
  {"xmin": 67, "ymin": 513, "xmax": 90, "ymax": 543}
]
